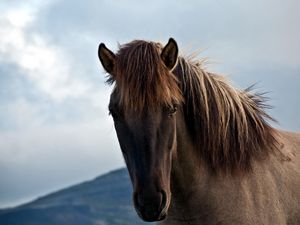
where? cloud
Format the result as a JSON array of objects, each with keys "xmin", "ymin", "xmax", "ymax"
[{"xmin": 0, "ymin": 4, "xmax": 93, "ymax": 101}]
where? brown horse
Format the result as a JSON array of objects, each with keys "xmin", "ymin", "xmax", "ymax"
[{"xmin": 98, "ymin": 38, "xmax": 300, "ymax": 225}]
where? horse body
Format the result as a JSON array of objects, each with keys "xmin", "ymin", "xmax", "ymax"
[
  {"xmin": 98, "ymin": 38, "xmax": 300, "ymax": 224},
  {"xmin": 160, "ymin": 126, "xmax": 300, "ymax": 225}
]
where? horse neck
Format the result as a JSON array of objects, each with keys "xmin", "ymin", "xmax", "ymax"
[{"xmin": 169, "ymin": 109, "xmax": 209, "ymax": 217}]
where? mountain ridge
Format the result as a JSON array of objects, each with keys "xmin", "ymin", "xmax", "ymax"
[{"xmin": 0, "ymin": 168, "xmax": 152, "ymax": 225}]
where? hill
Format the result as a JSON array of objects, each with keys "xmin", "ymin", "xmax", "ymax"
[{"xmin": 0, "ymin": 168, "xmax": 153, "ymax": 225}]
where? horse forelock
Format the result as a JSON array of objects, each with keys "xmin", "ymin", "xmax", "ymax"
[{"xmin": 110, "ymin": 40, "xmax": 183, "ymax": 111}]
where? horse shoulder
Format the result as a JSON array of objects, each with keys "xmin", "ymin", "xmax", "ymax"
[{"xmin": 260, "ymin": 129, "xmax": 300, "ymax": 224}]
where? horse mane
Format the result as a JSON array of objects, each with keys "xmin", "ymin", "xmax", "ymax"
[
  {"xmin": 173, "ymin": 57, "xmax": 279, "ymax": 174},
  {"xmin": 109, "ymin": 40, "xmax": 183, "ymax": 111},
  {"xmin": 110, "ymin": 40, "xmax": 279, "ymax": 174}
]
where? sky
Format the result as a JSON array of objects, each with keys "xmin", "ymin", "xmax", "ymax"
[{"xmin": 0, "ymin": 0, "xmax": 299, "ymax": 208}]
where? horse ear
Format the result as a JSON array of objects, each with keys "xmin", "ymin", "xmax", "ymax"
[
  {"xmin": 98, "ymin": 43, "xmax": 116, "ymax": 74},
  {"xmin": 161, "ymin": 38, "xmax": 178, "ymax": 70}
]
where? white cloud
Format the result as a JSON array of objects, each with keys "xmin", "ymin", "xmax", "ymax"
[
  {"xmin": 6, "ymin": 7, "xmax": 34, "ymax": 28},
  {"xmin": 0, "ymin": 3, "xmax": 95, "ymax": 102}
]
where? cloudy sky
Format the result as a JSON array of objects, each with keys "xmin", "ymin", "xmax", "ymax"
[{"xmin": 0, "ymin": 0, "xmax": 299, "ymax": 208}]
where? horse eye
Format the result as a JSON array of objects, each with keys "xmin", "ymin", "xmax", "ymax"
[{"xmin": 168, "ymin": 106, "xmax": 177, "ymax": 117}]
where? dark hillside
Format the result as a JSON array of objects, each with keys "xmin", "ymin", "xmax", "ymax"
[{"xmin": 0, "ymin": 168, "xmax": 152, "ymax": 225}]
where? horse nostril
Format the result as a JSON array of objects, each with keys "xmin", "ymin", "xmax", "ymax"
[{"xmin": 133, "ymin": 190, "xmax": 169, "ymax": 221}]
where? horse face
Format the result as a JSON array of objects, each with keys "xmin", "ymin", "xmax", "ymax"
[
  {"xmin": 109, "ymin": 94, "xmax": 178, "ymax": 221},
  {"xmin": 99, "ymin": 38, "xmax": 179, "ymax": 222}
]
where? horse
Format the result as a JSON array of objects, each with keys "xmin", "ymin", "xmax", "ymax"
[{"xmin": 98, "ymin": 38, "xmax": 300, "ymax": 225}]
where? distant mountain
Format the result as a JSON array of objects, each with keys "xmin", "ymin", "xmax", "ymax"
[{"xmin": 0, "ymin": 168, "xmax": 153, "ymax": 225}]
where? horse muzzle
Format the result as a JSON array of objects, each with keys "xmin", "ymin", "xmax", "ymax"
[{"xmin": 133, "ymin": 189, "xmax": 168, "ymax": 222}]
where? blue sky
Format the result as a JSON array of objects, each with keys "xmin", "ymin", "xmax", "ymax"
[{"xmin": 0, "ymin": 0, "xmax": 299, "ymax": 208}]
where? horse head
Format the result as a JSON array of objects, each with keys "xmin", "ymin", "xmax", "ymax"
[{"xmin": 98, "ymin": 38, "xmax": 181, "ymax": 222}]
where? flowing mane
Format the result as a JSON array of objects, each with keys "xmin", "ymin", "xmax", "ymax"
[
  {"xmin": 109, "ymin": 40, "xmax": 279, "ymax": 174},
  {"xmin": 174, "ymin": 57, "xmax": 279, "ymax": 174}
]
